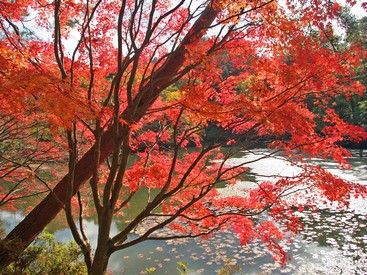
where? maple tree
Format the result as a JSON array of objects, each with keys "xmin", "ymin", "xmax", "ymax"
[
  {"xmin": 0, "ymin": 0, "xmax": 367, "ymax": 274},
  {"xmin": 311, "ymin": 10, "xmax": 367, "ymax": 152}
]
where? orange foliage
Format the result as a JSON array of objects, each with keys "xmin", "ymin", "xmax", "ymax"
[{"xmin": 1, "ymin": 0, "xmax": 366, "ymax": 270}]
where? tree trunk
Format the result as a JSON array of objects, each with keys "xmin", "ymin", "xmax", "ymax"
[
  {"xmin": 0, "ymin": 126, "xmax": 117, "ymax": 268},
  {"xmin": 0, "ymin": 2, "xmax": 219, "ymax": 269},
  {"xmin": 90, "ymin": 212, "xmax": 113, "ymax": 275},
  {"xmin": 90, "ymin": 251, "xmax": 110, "ymax": 275}
]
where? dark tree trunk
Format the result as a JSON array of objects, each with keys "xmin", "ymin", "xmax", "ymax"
[
  {"xmin": 0, "ymin": 2, "xmax": 218, "ymax": 269},
  {"xmin": 0, "ymin": 126, "xmax": 117, "ymax": 268}
]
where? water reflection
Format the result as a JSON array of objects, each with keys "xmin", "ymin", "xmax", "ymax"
[
  {"xmin": 294, "ymin": 209, "xmax": 367, "ymax": 274},
  {"xmin": 107, "ymin": 150, "xmax": 367, "ymax": 274},
  {"xmin": 1, "ymin": 149, "xmax": 366, "ymax": 274},
  {"xmin": 109, "ymin": 150, "xmax": 367, "ymax": 274}
]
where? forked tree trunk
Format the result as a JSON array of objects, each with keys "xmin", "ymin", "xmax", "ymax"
[
  {"xmin": 0, "ymin": 3, "xmax": 219, "ymax": 269},
  {"xmin": 0, "ymin": 126, "xmax": 117, "ymax": 269},
  {"xmin": 90, "ymin": 211, "xmax": 113, "ymax": 275}
]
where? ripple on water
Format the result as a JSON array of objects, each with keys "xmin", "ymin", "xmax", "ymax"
[{"xmin": 108, "ymin": 152, "xmax": 367, "ymax": 274}]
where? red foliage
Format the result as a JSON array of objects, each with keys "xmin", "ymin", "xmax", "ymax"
[{"xmin": 1, "ymin": 0, "xmax": 366, "ymax": 269}]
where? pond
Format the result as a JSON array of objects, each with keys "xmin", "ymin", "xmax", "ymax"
[{"xmin": 1, "ymin": 149, "xmax": 367, "ymax": 274}]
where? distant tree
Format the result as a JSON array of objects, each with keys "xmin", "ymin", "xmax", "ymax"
[{"xmin": 333, "ymin": 10, "xmax": 367, "ymax": 151}]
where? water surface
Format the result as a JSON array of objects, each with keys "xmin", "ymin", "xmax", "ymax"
[{"xmin": 1, "ymin": 149, "xmax": 366, "ymax": 274}]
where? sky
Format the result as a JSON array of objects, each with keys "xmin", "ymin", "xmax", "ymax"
[
  {"xmin": 348, "ymin": 1, "xmax": 366, "ymax": 18},
  {"xmin": 20, "ymin": 0, "xmax": 366, "ymax": 57}
]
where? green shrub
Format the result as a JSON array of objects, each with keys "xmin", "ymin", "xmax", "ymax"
[{"xmin": 3, "ymin": 231, "xmax": 87, "ymax": 275}]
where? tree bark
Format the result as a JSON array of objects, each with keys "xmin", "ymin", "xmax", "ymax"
[
  {"xmin": 90, "ymin": 210, "xmax": 113, "ymax": 275},
  {"xmin": 0, "ymin": 2, "xmax": 219, "ymax": 269}
]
